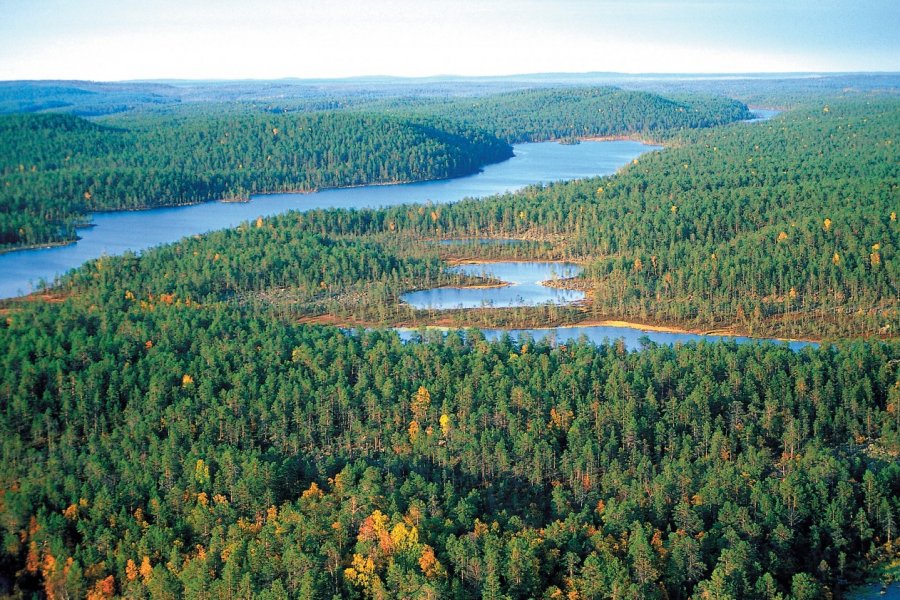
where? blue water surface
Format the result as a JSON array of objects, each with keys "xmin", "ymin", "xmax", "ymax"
[
  {"xmin": 401, "ymin": 262, "xmax": 584, "ymax": 309},
  {"xmin": 0, "ymin": 140, "xmax": 655, "ymax": 299},
  {"xmin": 397, "ymin": 324, "xmax": 816, "ymax": 352}
]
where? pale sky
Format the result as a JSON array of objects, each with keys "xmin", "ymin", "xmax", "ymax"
[{"xmin": 0, "ymin": 0, "xmax": 897, "ymax": 81}]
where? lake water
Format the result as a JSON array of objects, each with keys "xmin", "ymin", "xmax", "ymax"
[
  {"xmin": 745, "ymin": 108, "xmax": 781, "ymax": 123},
  {"xmin": 395, "ymin": 259, "xmax": 814, "ymax": 351},
  {"xmin": 848, "ymin": 582, "xmax": 900, "ymax": 600},
  {"xmin": 0, "ymin": 140, "xmax": 655, "ymax": 299},
  {"xmin": 401, "ymin": 262, "xmax": 584, "ymax": 309},
  {"xmin": 397, "ymin": 258, "xmax": 814, "ymax": 350},
  {"xmin": 398, "ymin": 325, "xmax": 815, "ymax": 352}
]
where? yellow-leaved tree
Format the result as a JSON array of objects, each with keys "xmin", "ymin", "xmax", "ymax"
[{"xmin": 411, "ymin": 386, "xmax": 431, "ymax": 422}]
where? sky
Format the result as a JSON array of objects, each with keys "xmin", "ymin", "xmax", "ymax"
[{"xmin": 0, "ymin": 0, "xmax": 897, "ymax": 81}]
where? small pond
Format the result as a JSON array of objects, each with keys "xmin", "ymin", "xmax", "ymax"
[
  {"xmin": 745, "ymin": 108, "xmax": 781, "ymax": 123},
  {"xmin": 401, "ymin": 262, "xmax": 584, "ymax": 309}
]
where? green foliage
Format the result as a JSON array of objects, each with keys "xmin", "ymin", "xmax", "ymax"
[
  {"xmin": 0, "ymin": 86, "xmax": 896, "ymax": 599},
  {"xmin": 397, "ymin": 86, "xmax": 752, "ymax": 143},
  {"xmin": 0, "ymin": 293, "xmax": 897, "ymax": 598},
  {"xmin": 0, "ymin": 111, "xmax": 511, "ymax": 249},
  {"xmin": 39, "ymin": 99, "xmax": 895, "ymax": 342},
  {"xmin": 319, "ymin": 98, "xmax": 896, "ymax": 339},
  {"xmin": 0, "ymin": 86, "xmax": 748, "ymax": 251}
]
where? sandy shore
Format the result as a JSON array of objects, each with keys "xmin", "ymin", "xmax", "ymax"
[
  {"xmin": 563, "ymin": 319, "xmax": 820, "ymax": 344},
  {"xmin": 297, "ymin": 312, "xmax": 820, "ymax": 344},
  {"xmin": 570, "ymin": 319, "xmax": 704, "ymax": 335}
]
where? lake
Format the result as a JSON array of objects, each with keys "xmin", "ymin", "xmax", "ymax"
[
  {"xmin": 745, "ymin": 108, "xmax": 781, "ymax": 123},
  {"xmin": 0, "ymin": 140, "xmax": 655, "ymax": 299},
  {"xmin": 401, "ymin": 262, "xmax": 584, "ymax": 309},
  {"xmin": 480, "ymin": 325, "xmax": 813, "ymax": 351},
  {"xmin": 397, "ymin": 258, "xmax": 813, "ymax": 350},
  {"xmin": 398, "ymin": 325, "xmax": 815, "ymax": 352}
]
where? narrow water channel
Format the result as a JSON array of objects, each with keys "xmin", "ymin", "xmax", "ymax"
[{"xmin": 0, "ymin": 140, "xmax": 655, "ymax": 299}]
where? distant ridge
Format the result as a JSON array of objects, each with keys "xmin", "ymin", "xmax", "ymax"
[
  {"xmin": 4, "ymin": 70, "xmax": 898, "ymax": 86},
  {"xmin": 1, "ymin": 72, "xmax": 896, "ymax": 117}
]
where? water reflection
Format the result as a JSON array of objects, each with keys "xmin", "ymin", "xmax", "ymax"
[{"xmin": 401, "ymin": 262, "xmax": 584, "ymax": 309}]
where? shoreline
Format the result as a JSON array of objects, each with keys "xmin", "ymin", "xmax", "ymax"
[
  {"xmin": 576, "ymin": 134, "xmax": 665, "ymax": 146},
  {"xmin": 3, "ymin": 288, "xmax": 844, "ymax": 345},
  {"xmin": 561, "ymin": 319, "xmax": 816, "ymax": 344},
  {"xmin": 294, "ymin": 310, "xmax": 825, "ymax": 345},
  {"xmin": 0, "ymin": 238, "xmax": 78, "ymax": 255},
  {"xmin": 541, "ymin": 318, "xmax": 820, "ymax": 345},
  {"xmin": 399, "ymin": 318, "xmax": 819, "ymax": 345},
  {"xmin": 0, "ymin": 135, "xmax": 649, "ymax": 256},
  {"xmin": 421, "ymin": 281, "xmax": 511, "ymax": 290}
]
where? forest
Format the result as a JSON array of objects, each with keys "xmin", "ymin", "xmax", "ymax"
[
  {"xmin": 53, "ymin": 98, "xmax": 897, "ymax": 341},
  {"xmin": 1, "ymin": 285, "xmax": 898, "ymax": 599},
  {"xmin": 0, "ymin": 112, "xmax": 511, "ymax": 249},
  {"xmin": 370, "ymin": 98, "xmax": 899, "ymax": 340},
  {"xmin": 0, "ymin": 74, "xmax": 887, "ymax": 117},
  {"xmin": 371, "ymin": 87, "xmax": 751, "ymax": 143},
  {"xmin": 0, "ymin": 81, "xmax": 897, "ymax": 599}
]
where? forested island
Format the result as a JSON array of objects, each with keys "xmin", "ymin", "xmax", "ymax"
[
  {"xmin": 0, "ymin": 76, "xmax": 897, "ymax": 599},
  {"xmin": 0, "ymin": 112, "xmax": 511, "ymax": 250}
]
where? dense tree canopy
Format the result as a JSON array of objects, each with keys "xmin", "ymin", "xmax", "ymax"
[
  {"xmin": 0, "ymin": 87, "xmax": 896, "ymax": 599},
  {"xmin": 392, "ymin": 87, "xmax": 751, "ymax": 143},
  {"xmin": 54, "ymin": 98, "xmax": 897, "ymax": 340},
  {"xmin": 1, "ymin": 292, "xmax": 898, "ymax": 598}
]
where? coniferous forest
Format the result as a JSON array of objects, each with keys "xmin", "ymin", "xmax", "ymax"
[
  {"xmin": 0, "ymin": 112, "xmax": 511, "ymax": 249},
  {"xmin": 0, "ymin": 87, "xmax": 748, "ymax": 251},
  {"xmin": 0, "ymin": 78, "xmax": 897, "ymax": 599}
]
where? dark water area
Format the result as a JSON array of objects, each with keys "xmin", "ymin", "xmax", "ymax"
[{"xmin": 847, "ymin": 581, "xmax": 900, "ymax": 600}]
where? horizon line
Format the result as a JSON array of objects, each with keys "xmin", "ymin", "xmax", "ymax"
[{"xmin": 2, "ymin": 70, "xmax": 899, "ymax": 86}]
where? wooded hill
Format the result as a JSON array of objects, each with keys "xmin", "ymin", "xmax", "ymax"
[
  {"xmin": 373, "ymin": 87, "xmax": 752, "ymax": 143},
  {"xmin": 0, "ymin": 112, "xmax": 511, "ymax": 250},
  {"xmin": 0, "ymin": 87, "xmax": 749, "ymax": 250}
]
